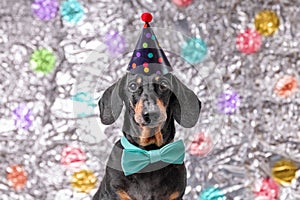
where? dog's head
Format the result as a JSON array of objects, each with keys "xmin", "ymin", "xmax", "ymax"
[{"xmin": 99, "ymin": 72, "xmax": 201, "ymax": 148}]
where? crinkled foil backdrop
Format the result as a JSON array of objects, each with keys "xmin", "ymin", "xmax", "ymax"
[{"xmin": 1, "ymin": 0, "xmax": 300, "ymax": 199}]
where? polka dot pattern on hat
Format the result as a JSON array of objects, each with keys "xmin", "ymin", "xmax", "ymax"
[{"xmin": 127, "ymin": 13, "xmax": 172, "ymax": 76}]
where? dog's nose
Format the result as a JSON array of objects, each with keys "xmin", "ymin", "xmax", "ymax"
[{"xmin": 142, "ymin": 110, "xmax": 160, "ymax": 124}]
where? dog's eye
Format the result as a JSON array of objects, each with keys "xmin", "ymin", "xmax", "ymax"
[
  {"xmin": 159, "ymin": 80, "xmax": 169, "ymax": 91},
  {"xmin": 128, "ymin": 82, "xmax": 138, "ymax": 92}
]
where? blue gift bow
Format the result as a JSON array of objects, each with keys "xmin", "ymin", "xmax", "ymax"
[{"xmin": 121, "ymin": 136, "xmax": 185, "ymax": 176}]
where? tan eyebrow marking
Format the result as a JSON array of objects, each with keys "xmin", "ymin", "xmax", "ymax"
[
  {"xmin": 169, "ymin": 191, "xmax": 180, "ymax": 200},
  {"xmin": 137, "ymin": 77, "xmax": 142, "ymax": 84}
]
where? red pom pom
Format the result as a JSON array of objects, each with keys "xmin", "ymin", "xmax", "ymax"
[{"xmin": 141, "ymin": 12, "xmax": 152, "ymax": 23}]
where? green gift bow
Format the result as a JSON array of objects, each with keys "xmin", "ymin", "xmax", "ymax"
[{"xmin": 121, "ymin": 136, "xmax": 185, "ymax": 176}]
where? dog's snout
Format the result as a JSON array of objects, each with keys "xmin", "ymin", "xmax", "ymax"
[{"xmin": 142, "ymin": 109, "xmax": 160, "ymax": 124}]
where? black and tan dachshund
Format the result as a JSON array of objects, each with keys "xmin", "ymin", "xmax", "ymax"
[{"xmin": 93, "ymin": 72, "xmax": 201, "ymax": 200}]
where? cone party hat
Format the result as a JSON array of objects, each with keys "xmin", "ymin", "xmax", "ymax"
[{"xmin": 127, "ymin": 12, "xmax": 173, "ymax": 75}]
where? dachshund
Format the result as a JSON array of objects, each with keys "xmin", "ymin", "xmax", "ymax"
[{"xmin": 93, "ymin": 72, "xmax": 201, "ymax": 200}]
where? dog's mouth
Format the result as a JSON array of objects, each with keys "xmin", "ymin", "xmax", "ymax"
[
  {"xmin": 135, "ymin": 115, "xmax": 167, "ymax": 129},
  {"xmin": 141, "ymin": 123, "xmax": 160, "ymax": 128},
  {"xmin": 139, "ymin": 118, "xmax": 166, "ymax": 147},
  {"xmin": 141, "ymin": 120, "xmax": 165, "ymax": 128},
  {"xmin": 131, "ymin": 98, "xmax": 167, "ymax": 147}
]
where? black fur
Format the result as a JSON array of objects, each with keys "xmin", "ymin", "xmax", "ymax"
[{"xmin": 94, "ymin": 72, "xmax": 201, "ymax": 200}]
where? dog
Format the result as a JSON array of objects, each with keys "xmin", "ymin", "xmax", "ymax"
[{"xmin": 93, "ymin": 72, "xmax": 201, "ymax": 200}]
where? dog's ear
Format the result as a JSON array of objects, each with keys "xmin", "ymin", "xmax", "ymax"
[
  {"xmin": 169, "ymin": 75, "xmax": 201, "ymax": 128},
  {"xmin": 98, "ymin": 75, "xmax": 126, "ymax": 125}
]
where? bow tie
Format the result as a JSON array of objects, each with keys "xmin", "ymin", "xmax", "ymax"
[{"xmin": 120, "ymin": 136, "xmax": 185, "ymax": 176}]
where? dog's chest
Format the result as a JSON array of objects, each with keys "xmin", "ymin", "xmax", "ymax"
[
  {"xmin": 124, "ymin": 164, "xmax": 186, "ymax": 200},
  {"xmin": 106, "ymin": 141, "xmax": 187, "ymax": 199}
]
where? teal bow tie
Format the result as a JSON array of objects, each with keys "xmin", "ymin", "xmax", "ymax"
[{"xmin": 121, "ymin": 136, "xmax": 185, "ymax": 176}]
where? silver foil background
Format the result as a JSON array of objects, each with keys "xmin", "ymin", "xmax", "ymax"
[{"xmin": 1, "ymin": 0, "xmax": 300, "ymax": 199}]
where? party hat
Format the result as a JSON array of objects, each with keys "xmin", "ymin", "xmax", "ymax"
[{"xmin": 127, "ymin": 12, "xmax": 172, "ymax": 75}]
